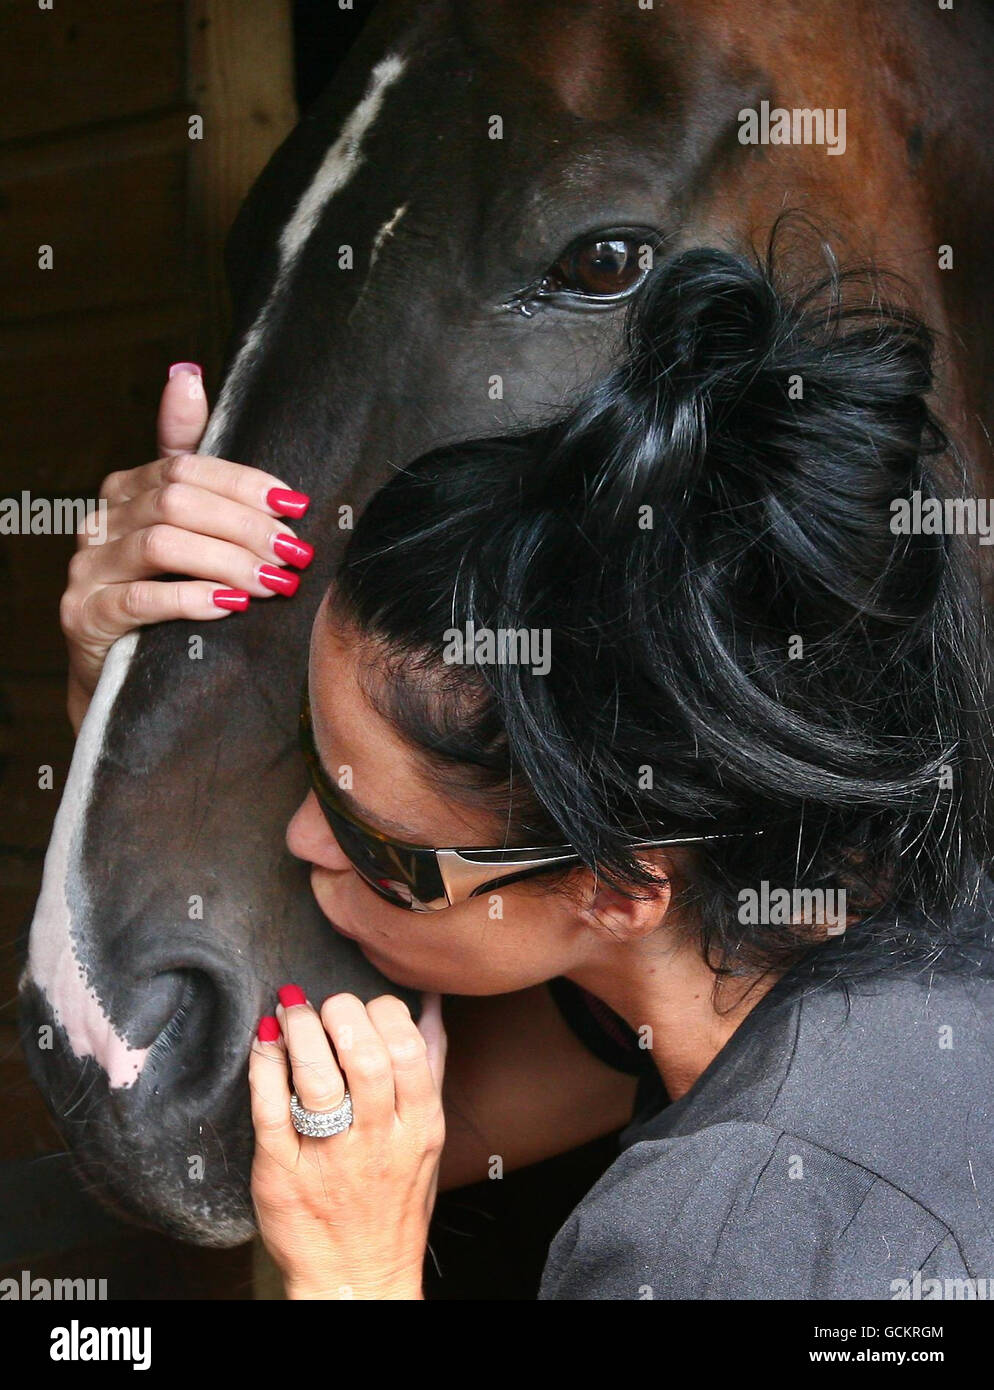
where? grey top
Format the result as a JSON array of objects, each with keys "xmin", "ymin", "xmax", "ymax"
[{"xmin": 539, "ymin": 885, "xmax": 994, "ymax": 1300}]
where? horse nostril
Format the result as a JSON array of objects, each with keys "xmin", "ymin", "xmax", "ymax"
[{"xmin": 139, "ymin": 969, "xmax": 220, "ymax": 1090}]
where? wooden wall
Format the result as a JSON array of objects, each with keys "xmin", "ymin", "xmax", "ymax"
[{"xmin": 0, "ymin": 0, "xmax": 297, "ymax": 1298}]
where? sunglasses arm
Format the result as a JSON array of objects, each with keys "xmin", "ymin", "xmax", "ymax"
[
  {"xmin": 435, "ymin": 830, "xmax": 757, "ymax": 906},
  {"xmin": 434, "ymin": 848, "xmax": 581, "ymax": 906}
]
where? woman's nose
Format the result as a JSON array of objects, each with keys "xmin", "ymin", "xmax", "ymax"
[{"xmin": 285, "ymin": 791, "xmax": 353, "ymax": 871}]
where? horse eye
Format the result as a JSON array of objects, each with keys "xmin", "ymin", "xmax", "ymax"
[
  {"xmin": 548, "ymin": 236, "xmax": 647, "ymax": 296},
  {"xmin": 505, "ymin": 231, "xmax": 660, "ymax": 314}
]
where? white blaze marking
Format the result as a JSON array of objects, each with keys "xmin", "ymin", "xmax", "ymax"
[
  {"xmin": 369, "ymin": 202, "xmax": 408, "ymax": 270},
  {"xmin": 347, "ymin": 202, "xmax": 410, "ymax": 325},
  {"xmin": 201, "ymin": 53, "xmax": 407, "ymax": 455},
  {"xmin": 22, "ymin": 53, "xmax": 408, "ymax": 1085},
  {"xmin": 22, "ymin": 634, "xmax": 145, "ymax": 1089}
]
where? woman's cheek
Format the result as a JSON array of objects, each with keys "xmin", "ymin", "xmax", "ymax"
[{"xmin": 361, "ymin": 911, "xmax": 469, "ymax": 982}]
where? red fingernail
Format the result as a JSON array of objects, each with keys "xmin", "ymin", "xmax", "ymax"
[
  {"xmin": 168, "ymin": 361, "xmax": 202, "ymax": 378},
  {"xmin": 259, "ymin": 565, "xmax": 300, "ymax": 597},
  {"xmin": 257, "ymin": 1015, "xmax": 281, "ymax": 1042},
  {"xmin": 278, "ymin": 984, "xmax": 307, "ymax": 1008},
  {"xmin": 213, "ymin": 588, "xmax": 250, "ymax": 611},
  {"xmin": 273, "ymin": 534, "xmax": 314, "ymax": 569},
  {"xmin": 267, "ymin": 488, "xmax": 310, "ymax": 519}
]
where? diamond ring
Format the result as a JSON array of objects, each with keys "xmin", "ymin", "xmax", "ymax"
[{"xmin": 289, "ymin": 1089, "xmax": 354, "ymax": 1138}]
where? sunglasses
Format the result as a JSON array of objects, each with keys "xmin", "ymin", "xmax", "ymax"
[{"xmin": 299, "ymin": 684, "xmax": 751, "ymax": 913}]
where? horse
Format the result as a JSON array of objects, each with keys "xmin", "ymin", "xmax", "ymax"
[{"xmin": 19, "ymin": 0, "xmax": 994, "ymax": 1244}]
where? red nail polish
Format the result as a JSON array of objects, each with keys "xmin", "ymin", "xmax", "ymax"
[
  {"xmin": 259, "ymin": 565, "xmax": 300, "ymax": 597},
  {"xmin": 278, "ymin": 984, "xmax": 307, "ymax": 1008},
  {"xmin": 168, "ymin": 361, "xmax": 202, "ymax": 379},
  {"xmin": 273, "ymin": 534, "xmax": 314, "ymax": 569},
  {"xmin": 257, "ymin": 1015, "xmax": 281, "ymax": 1042},
  {"xmin": 267, "ymin": 488, "xmax": 310, "ymax": 519},
  {"xmin": 213, "ymin": 589, "xmax": 250, "ymax": 611}
]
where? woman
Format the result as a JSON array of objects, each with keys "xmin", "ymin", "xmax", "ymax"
[{"xmin": 62, "ymin": 246, "xmax": 994, "ymax": 1300}]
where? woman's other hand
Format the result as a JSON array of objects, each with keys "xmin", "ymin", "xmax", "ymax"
[
  {"xmin": 61, "ymin": 362, "xmax": 313, "ymax": 734},
  {"xmin": 250, "ymin": 989, "xmax": 447, "ymax": 1301}
]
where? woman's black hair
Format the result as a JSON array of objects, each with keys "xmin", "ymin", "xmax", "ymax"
[{"xmin": 332, "ymin": 236, "xmax": 994, "ymax": 980}]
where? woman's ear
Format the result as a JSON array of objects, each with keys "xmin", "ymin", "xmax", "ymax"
[{"xmin": 576, "ymin": 854, "xmax": 673, "ymax": 942}]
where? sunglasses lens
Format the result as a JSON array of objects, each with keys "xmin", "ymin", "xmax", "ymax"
[
  {"xmin": 300, "ymin": 697, "xmax": 447, "ymax": 911},
  {"xmin": 320, "ymin": 804, "xmax": 438, "ymax": 910}
]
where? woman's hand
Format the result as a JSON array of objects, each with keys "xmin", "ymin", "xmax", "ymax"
[
  {"xmin": 249, "ymin": 988, "xmax": 447, "ymax": 1301},
  {"xmin": 61, "ymin": 363, "xmax": 314, "ymax": 734}
]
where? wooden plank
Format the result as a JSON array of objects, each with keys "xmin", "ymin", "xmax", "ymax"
[
  {"xmin": 0, "ymin": 531, "xmax": 75, "ymax": 618},
  {"xmin": 0, "ymin": 325, "xmax": 211, "ymax": 493},
  {"xmin": 0, "ymin": 592, "xmax": 68, "ymax": 677},
  {"xmin": 0, "ymin": 853, "xmax": 45, "ymax": 895},
  {"xmin": 1, "ymin": 676, "xmax": 72, "ymax": 729},
  {"xmin": 0, "ymin": 747, "xmax": 69, "ymax": 852},
  {"xmin": 0, "ymin": 690, "xmax": 74, "ymax": 860},
  {"xmin": 186, "ymin": 0, "xmax": 298, "ymax": 375},
  {"xmin": 0, "ymin": 108, "xmax": 192, "ymax": 183},
  {"xmin": 0, "ymin": 297, "xmax": 206, "ymax": 364},
  {"xmin": 0, "ymin": 676, "xmax": 74, "ymax": 757},
  {"xmin": 0, "ymin": 148, "xmax": 192, "ymax": 321},
  {"xmin": 1, "ymin": 1, "xmax": 186, "ymax": 144}
]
